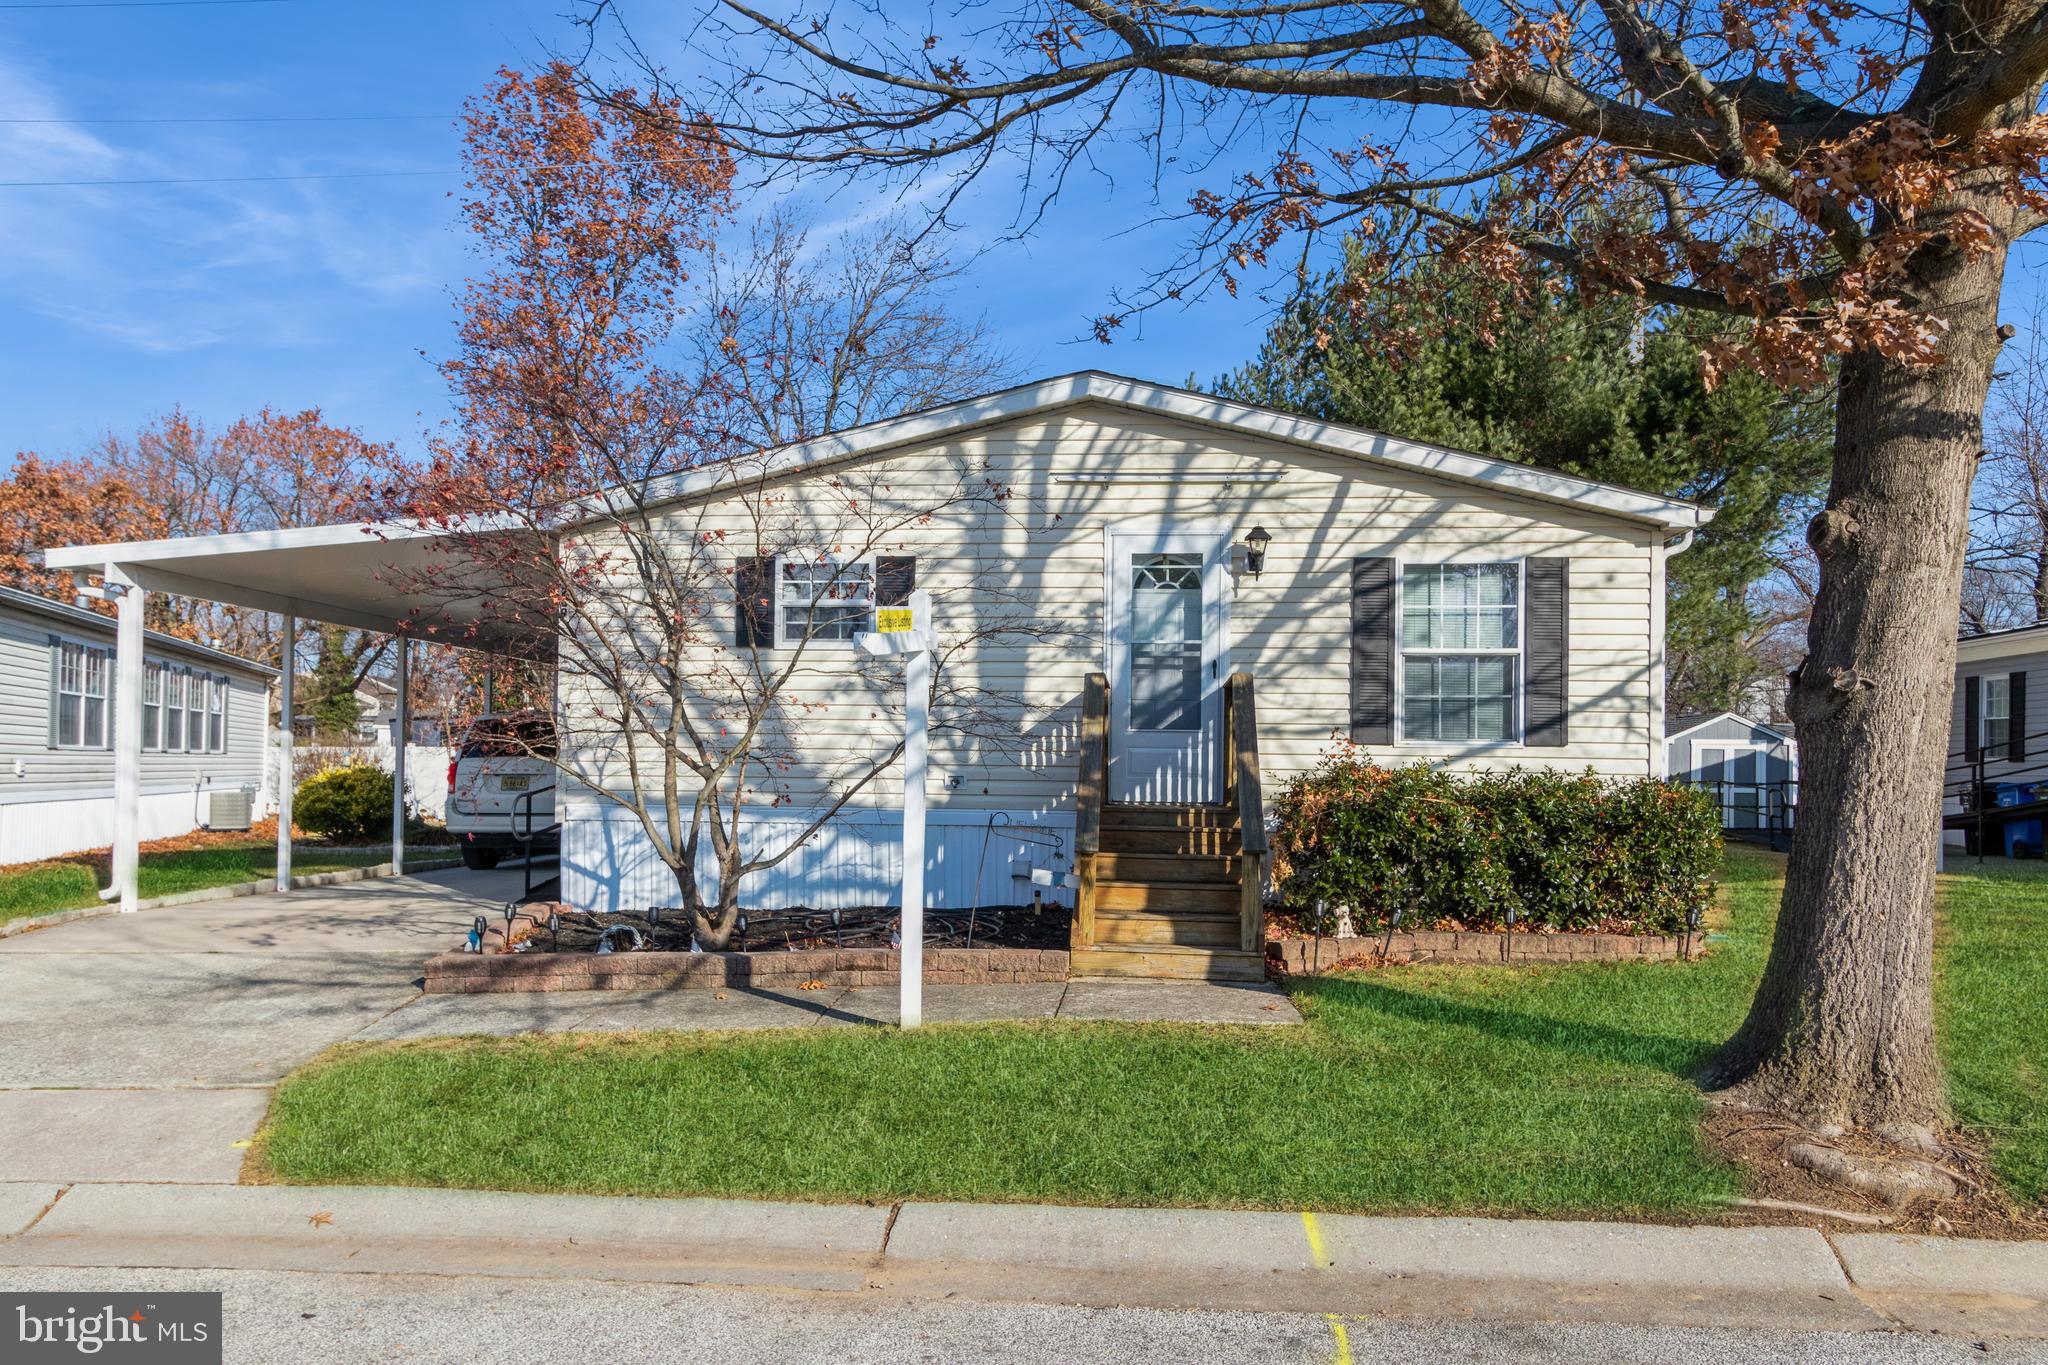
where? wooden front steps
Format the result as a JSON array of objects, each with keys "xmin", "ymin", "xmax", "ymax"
[
  {"xmin": 1069, "ymin": 673, "xmax": 1271, "ymax": 984},
  {"xmin": 1071, "ymin": 802, "xmax": 1264, "ymax": 981}
]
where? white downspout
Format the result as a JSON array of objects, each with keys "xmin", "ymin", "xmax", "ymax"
[{"xmin": 1652, "ymin": 527, "xmax": 1700, "ymax": 780}]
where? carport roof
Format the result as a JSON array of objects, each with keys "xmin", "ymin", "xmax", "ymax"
[{"xmin": 40, "ymin": 520, "xmax": 538, "ymax": 653}]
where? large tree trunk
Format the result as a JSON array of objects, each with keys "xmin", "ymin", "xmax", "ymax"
[{"xmin": 1703, "ymin": 200, "xmax": 2015, "ymax": 1131}]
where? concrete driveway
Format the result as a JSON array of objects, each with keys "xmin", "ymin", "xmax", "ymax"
[
  {"xmin": 0, "ymin": 862, "xmax": 1298, "ymax": 1186},
  {"xmin": 0, "ymin": 865, "xmax": 527, "ymax": 1183}
]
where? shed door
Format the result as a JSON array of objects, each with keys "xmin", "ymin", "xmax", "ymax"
[
  {"xmin": 1700, "ymin": 745, "xmax": 1765, "ymax": 828},
  {"xmin": 1105, "ymin": 529, "xmax": 1227, "ymax": 804}
]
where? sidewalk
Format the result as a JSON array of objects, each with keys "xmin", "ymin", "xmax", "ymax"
[{"xmin": 2, "ymin": 1181, "xmax": 2041, "ymax": 1339}]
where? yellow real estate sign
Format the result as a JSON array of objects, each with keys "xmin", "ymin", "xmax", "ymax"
[{"xmin": 875, "ymin": 607, "xmax": 915, "ymax": 633}]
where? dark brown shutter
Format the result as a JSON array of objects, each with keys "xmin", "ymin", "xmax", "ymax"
[
  {"xmin": 1524, "ymin": 556, "xmax": 1570, "ymax": 747},
  {"xmin": 2011, "ymin": 670, "xmax": 2028, "ymax": 762},
  {"xmin": 876, "ymin": 556, "xmax": 916, "ymax": 607},
  {"xmin": 1350, "ymin": 557, "xmax": 1395, "ymax": 745},
  {"xmin": 735, "ymin": 556, "xmax": 775, "ymax": 648},
  {"xmin": 1964, "ymin": 675, "xmax": 1981, "ymax": 762}
]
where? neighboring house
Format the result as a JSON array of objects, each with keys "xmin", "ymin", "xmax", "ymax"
[
  {"xmin": 1946, "ymin": 621, "xmax": 2046, "ymax": 857},
  {"xmin": 1666, "ymin": 711, "xmax": 1798, "ymax": 831},
  {"xmin": 553, "ymin": 374, "xmax": 1711, "ymax": 919},
  {"xmin": 0, "ymin": 586, "xmax": 274, "ymax": 864}
]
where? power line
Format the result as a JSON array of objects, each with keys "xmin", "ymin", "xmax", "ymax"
[
  {"xmin": 0, "ymin": 113, "xmax": 451, "ymax": 124},
  {"xmin": 0, "ymin": 1, "xmax": 292, "ymax": 9},
  {"xmin": 0, "ymin": 152, "xmax": 716, "ymax": 188},
  {"xmin": 0, "ymin": 167, "xmax": 448, "ymax": 187}
]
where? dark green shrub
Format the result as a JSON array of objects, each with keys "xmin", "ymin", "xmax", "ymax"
[
  {"xmin": 294, "ymin": 763, "xmax": 394, "ymax": 844},
  {"xmin": 1270, "ymin": 750, "xmax": 1721, "ymax": 935}
]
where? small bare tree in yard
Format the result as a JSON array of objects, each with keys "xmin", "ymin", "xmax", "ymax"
[
  {"xmin": 369, "ymin": 63, "xmax": 1053, "ymax": 947},
  {"xmin": 581, "ymin": 0, "xmax": 2048, "ymax": 1134}
]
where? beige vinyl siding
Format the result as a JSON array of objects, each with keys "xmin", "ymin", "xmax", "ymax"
[{"xmin": 567, "ymin": 402, "xmax": 1663, "ymax": 816}]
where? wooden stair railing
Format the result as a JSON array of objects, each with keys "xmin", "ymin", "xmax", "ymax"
[
  {"xmin": 1222, "ymin": 672, "xmax": 1268, "ymax": 953},
  {"xmin": 1070, "ymin": 671, "xmax": 1110, "ymax": 953}
]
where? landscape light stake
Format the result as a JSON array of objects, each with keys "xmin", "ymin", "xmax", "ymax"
[
  {"xmin": 736, "ymin": 912, "xmax": 749, "ymax": 953},
  {"xmin": 1681, "ymin": 904, "xmax": 1704, "ymax": 961},
  {"xmin": 467, "ymin": 914, "xmax": 487, "ymax": 954},
  {"xmin": 1379, "ymin": 905, "xmax": 1405, "ymax": 965},
  {"xmin": 1503, "ymin": 906, "xmax": 1517, "ymax": 964},
  {"xmin": 547, "ymin": 907, "xmax": 559, "ymax": 953},
  {"xmin": 831, "ymin": 907, "xmax": 842, "ymax": 947}
]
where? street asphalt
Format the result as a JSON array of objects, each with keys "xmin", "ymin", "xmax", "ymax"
[{"xmin": 0, "ymin": 1265, "xmax": 2040, "ymax": 1365}]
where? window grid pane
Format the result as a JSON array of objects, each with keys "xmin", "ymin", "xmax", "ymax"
[
  {"xmin": 1401, "ymin": 565, "xmax": 1519, "ymax": 652},
  {"xmin": 779, "ymin": 559, "xmax": 875, "ymax": 643},
  {"xmin": 1403, "ymin": 654, "xmax": 1517, "ymax": 743}
]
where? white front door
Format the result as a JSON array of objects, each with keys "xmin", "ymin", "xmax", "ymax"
[{"xmin": 1105, "ymin": 527, "xmax": 1228, "ymax": 803}]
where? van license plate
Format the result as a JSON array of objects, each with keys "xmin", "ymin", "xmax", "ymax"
[{"xmin": 500, "ymin": 775, "xmax": 531, "ymax": 792}]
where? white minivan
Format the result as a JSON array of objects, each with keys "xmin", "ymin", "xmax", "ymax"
[{"xmin": 444, "ymin": 712, "xmax": 559, "ymax": 870}]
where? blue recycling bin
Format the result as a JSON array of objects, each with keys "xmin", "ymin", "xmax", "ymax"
[
  {"xmin": 2007, "ymin": 818, "xmax": 2045, "ymax": 859},
  {"xmin": 1993, "ymin": 782, "xmax": 2032, "ymax": 808}
]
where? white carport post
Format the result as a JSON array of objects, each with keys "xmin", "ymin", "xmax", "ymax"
[
  {"xmin": 276, "ymin": 614, "xmax": 295, "ymax": 890},
  {"xmin": 109, "ymin": 565, "xmax": 145, "ymax": 913},
  {"xmin": 391, "ymin": 637, "xmax": 408, "ymax": 875}
]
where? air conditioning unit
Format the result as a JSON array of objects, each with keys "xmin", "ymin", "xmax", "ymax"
[{"xmin": 207, "ymin": 789, "xmax": 253, "ymax": 831}]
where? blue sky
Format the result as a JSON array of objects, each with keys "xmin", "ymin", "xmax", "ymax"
[
  {"xmin": 2, "ymin": 1, "xmax": 2044, "ymax": 469},
  {"xmin": 0, "ymin": 0, "xmax": 1263, "ymax": 467}
]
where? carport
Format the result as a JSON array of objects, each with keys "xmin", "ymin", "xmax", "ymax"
[{"xmin": 42, "ymin": 520, "xmax": 537, "ymax": 912}]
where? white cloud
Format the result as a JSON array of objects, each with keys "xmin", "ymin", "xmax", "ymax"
[{"xmin": 0, "ymin": 42, "xmax": 458, "ymax": 355}]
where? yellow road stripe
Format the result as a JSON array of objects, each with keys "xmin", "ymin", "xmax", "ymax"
[
  {"xmin": 1324, "ymin": 1313, "xmax": 1354, "ymax": 1365},
  {"xmin": 1300, "ymin": 1209, "xmax": 1333, "ymax": 1269}
]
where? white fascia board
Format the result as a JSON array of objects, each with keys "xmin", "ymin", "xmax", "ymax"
[
  {"xmin": 598, "ymin": 372, "xmax": 1713, "ymax": 532},
  {"xmin": 1665, "ymin": 711, "xmax": 1793, "ymax": 744},
  {"xmin": 1956, "ymin": 624, "xmax": 2048, "ymax": 665},
  {"xmin": 39, "ymin": 515, "xmax": 527, "ymax": 573}
]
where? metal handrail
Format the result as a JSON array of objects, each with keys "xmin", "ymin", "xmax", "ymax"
[
  {"xmin": 1939, "ymin": 734, "xmax": 2048, "ymax": 862},
  {"xmin": 511, "ymin": 784, "xmax": 560, "ymax": 901}
]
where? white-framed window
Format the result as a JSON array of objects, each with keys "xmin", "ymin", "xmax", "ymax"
[
  {"xmin": 1398, "ymin": 562, "xmax": 1521, "ymax": 744},
  {"xmin": 1983, "ymin": 675, "xmax": 2012, "ymax": 755},
  {"xmin": 776, "ymin": 556, "xmax": 875, "ymax": 646},
  {"xmin": 53, "ymin": 641, "xmax": 110, "ymax": 749},
  {"xmin": 184, "ymin": 669, "xmax": 204, "ymax": 753},
  {"xmin": 164, "ymin": 669, "xmax": 186, "ymax": 752},
  {"xmin": 142, "ymin": 663, "xmax": 163, "ymax": 751},
  {"xmin": 208, "ymin": 676, "xmax": 227, "ymax": 752}
]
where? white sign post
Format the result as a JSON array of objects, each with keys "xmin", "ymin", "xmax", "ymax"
[{"xmin": 856, "ymin": 589, "xmax": 935, "ymax": 1028}]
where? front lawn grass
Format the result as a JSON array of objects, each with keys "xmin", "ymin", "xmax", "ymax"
[
  {"xmin": 257, "ymin": 847, "xmax": 2047, "ymax": 1216},
  {"xmin": 0, "ymin": 843, "xmax": 397, "ymax": 926},
  {"xmin": 1936, "ymin": 855, "xmax": 2048, "ymax": 1201}
]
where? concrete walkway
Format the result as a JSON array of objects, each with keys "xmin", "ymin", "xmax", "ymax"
[
  {"xmin": 0, "ymin": 867, "xmax": 1296, "ymax": 1187},
  {"xmin": 0, "ymin": 1182, "xmax": 2041, "ymax": 1340}
]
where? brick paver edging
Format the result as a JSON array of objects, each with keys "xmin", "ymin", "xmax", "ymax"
[
  {"xmin": 425, "ymin": 945, "xmax": 1071, "ymax": 994},
  {"xmin": 1268, "ymin": 928, "xmax": 1703, "ymax": 972}
]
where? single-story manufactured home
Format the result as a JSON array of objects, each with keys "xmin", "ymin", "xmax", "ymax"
[
  {"xmin": 0, "ymin": 585, "xmax": 273, "ymax": 864},
  {"xmin": 42, "ymin": 373, "xmax": 1711, "ymax": 973},
  {"xmin": 1945, "ymin": 620, "xmax": 2045, "ymax": 857}
]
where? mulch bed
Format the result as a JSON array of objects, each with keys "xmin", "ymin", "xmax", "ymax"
[
  {"xmin": 500, "ymin": 903, "xmax": 1073, "ymax": 955},
  {"xmin": 1703, "ymin": 1104, "xmax": 2048, "ymax": 1240}
]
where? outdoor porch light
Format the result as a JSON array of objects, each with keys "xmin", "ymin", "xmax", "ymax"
[{"xmin": 1243, "ymin": 525, "xmax": 1272, "ymax": 577}]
